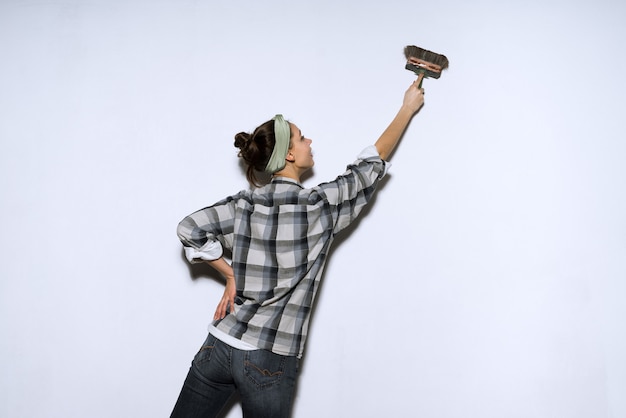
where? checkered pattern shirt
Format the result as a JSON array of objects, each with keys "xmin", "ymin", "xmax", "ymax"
[{"xmin": 177, "ymin": 146, "xmax": 387, "ymax": 357}]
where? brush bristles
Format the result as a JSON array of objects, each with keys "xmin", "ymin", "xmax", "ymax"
[{"xmin": 404, "ymin": 45, "xmax": 449, "ymax": 70}]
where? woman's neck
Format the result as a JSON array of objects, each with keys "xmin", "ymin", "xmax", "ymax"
[{"xmin": 273, "ymin": 166, "xmax": 301, "ymax": 183}]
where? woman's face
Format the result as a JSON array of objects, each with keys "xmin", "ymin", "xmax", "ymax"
[{"xmin": 288, "ymin": 123, "xmax": 314, "ymax": 172}]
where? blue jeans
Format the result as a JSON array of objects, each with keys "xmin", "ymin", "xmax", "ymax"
[{"xmin": 171, "ymin": 333, "xmax": 299, "ymax": 418}]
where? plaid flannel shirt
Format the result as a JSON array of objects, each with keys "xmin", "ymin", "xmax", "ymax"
[{"xmin": 177, "ymin": 146, "xmax": 387, "ymax": 357}]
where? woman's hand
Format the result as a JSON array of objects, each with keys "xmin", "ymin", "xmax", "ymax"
[
  {"xmin": 206, "ymin": 257, "xmax": 237, "ymax": 320},
  {"xmin": 374, "ymin": 74, "xmax": 426, "ymax": 160},
  {"xmin": 214, "ymin": 276, "xmax": 236, "ymax": 320},
  {"xmin": 402, "ymin": 73, "xmax": 425, "ymax": 113}
]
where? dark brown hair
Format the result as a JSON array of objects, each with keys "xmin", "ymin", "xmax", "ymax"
[{"xmin": 234, "ymin": 119, "xmax": 280, "ymax": 187}]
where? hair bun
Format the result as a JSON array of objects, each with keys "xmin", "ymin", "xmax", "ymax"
[
  {"xmin": 233, "ymin": 119, "xmax": 276, "ymax": 186},
  {"xmin": 234, "ymin": 132, "xmax": 251, "ymax": 150}
]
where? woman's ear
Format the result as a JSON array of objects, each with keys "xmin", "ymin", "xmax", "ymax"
[{"xmin": 285, "ymin": 151, "xmax": 295, "ymax": 163}]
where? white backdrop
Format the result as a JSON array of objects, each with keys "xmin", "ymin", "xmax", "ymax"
[{"xmin": 1, "ymin": 1, "xmax": 625, "ymax": 417}]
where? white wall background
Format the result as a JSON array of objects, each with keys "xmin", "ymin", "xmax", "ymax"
[{"xmin": 1, "ymin": 0, "xmax": 625, "ymax": 417}]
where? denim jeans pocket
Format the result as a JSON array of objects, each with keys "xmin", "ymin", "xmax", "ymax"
[
  {"xmin": 243, "ymin": 350, "xmax": 286, "ymax": 388},
  {"xmin": 193, "ymin": 334, "xmax": 218, "ymax": 366}
]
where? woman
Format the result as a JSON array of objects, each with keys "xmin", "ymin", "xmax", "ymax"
[{"xmin": 171, "ymin": 76, "xmax": 425, "ymax": 418}]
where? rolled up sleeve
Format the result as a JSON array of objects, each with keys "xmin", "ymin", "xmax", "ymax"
[{"xmin": 177, "ymin": 195, "xmax": 238, "ymax": 263}]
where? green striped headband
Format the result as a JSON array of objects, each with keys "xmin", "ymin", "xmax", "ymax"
[{"xmin": 264, "ymin": 114, "xmax": 291, "ymax": 173}]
